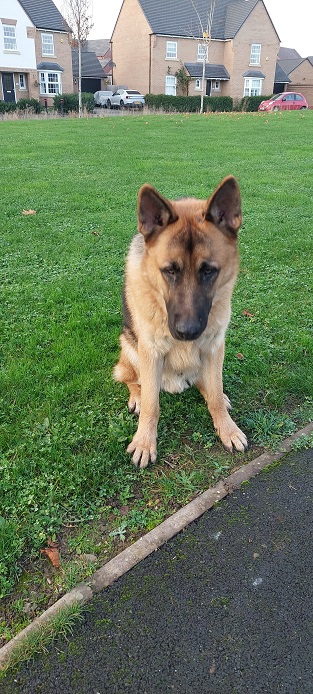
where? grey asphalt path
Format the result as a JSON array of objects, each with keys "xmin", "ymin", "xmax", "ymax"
[{"xmin": 3, "ymin": 448, "xmax": 313, "ymax": 693}]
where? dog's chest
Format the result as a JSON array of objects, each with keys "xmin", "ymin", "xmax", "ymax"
[{"xmin": 161, "ymin": 340, "xmax": 205, "ymax": 393}]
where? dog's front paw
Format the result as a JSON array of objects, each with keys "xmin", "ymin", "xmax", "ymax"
[
  {"xmin": 127, "ymin": 434, "xmax": 157, "ymax": 469},
  {"xmin": 215, "ymin": 414, "xmax": 248, "ymax": 453}
]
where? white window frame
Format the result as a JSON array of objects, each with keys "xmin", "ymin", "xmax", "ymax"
[
  {"xmin": 195, "ymin": 78, "xmax": 202, "ymax": 90},
  {"xmin": 166, "ymin": 41, "xmax": 177, "ymax": 59},
  {"xmin": 244, "ymin": 77, "xmax": 262, "ymax": 97},
  {"xmin": 165, "ymin": 75, "xmax": 177, "ymax": 95},
  {"xmin": 3, "ymin": 25, "xmax": 17, "ymax": 51},
  {"xmin": 212, "ymin": 80, "xmax": 220, "ymax": 91},
  {"xmin": 197, "ymin": 43, "xmax": 207, "ymax": 62},
  {"xmin": 250, "ymin": 44, "xmax": 261, "ymax": 66},
  {"xmin": 19, "ymin": 74, "xmax": 26, "ymax": 90},
  {"xmin": 41, "ymin": 33, "xmax": 54, "ymax": 56},
  {"xmin": 39, "ymin": 71, "xmax": 62, "ymax": 96}
]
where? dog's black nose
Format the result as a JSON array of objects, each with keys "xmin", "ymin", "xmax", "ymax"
[{"xmin": 175, "ymin": 321, "xmax": 203, "ymax": 341}]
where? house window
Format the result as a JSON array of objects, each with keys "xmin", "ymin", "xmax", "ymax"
[
  {"xmin": 250, "ymin": 44, "xmax": 261, "ymax": 65},
  {"xmin": 41, "ymin": 33, "xmax": 54, "ymax": 56},
  {"xmin": 166, "ymin": 41, "xmax": 177, "ymax": 59},
  {"xmin": 195, "ymin": 78, "xmax": 202, "ymax": 90},
  {"xmin": 197, "ymin": 43, "xmax": 207, "ymax": 61},
  {"xmin": 3, "ymin": 25, "xmax": 17, "ymax": 51},
  {"xmin": 165, "ymin": 75, "xmax": 176, "ymax": 95},
  {"xmin": 244, "ymin": 78, "xmax": 262, "ymax": 96},
  {"xmin": 19, "ymin": 74, "xmax": 26, "ymax": 90},
  {"xmin": 212, "ymin": 80, "xmax": 220, "ymax": 91},
  {"xmin": 40, "ymin": 71, "xmax": 62, "ymax": 95}
]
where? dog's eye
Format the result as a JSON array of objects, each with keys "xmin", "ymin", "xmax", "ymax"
[
  {"xmin": 199, "ymin": 264, "xmax": 219, "ymax": 281},
  {"xmin": 162, "ymin": 264, "xmax": 180, "ymax": 279}
]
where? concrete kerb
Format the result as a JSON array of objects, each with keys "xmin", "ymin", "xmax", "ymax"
[{"xmin": 1, "ymin": 421, "xmax": 313, "ymax": 671}]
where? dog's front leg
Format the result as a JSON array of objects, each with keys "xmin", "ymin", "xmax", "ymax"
[
  {"xmin": 197, "ymin": 341, "xmax": 248, "ymax": 453},
  {"xmin": 127, "ymin": 342, "xmax": 163, "ymax": 468}
]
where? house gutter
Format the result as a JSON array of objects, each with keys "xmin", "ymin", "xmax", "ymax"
[
  {"xmin": 155, "ymin": 34, "xmax": 225, "ymax": 42},
  {"xmin": 110, "ymin": 40, "xmax": 113, "ymax": 84}
]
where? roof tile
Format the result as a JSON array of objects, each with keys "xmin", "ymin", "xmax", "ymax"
[
  {"xmin": 18, "ymin": 0, "xmax": 71, "ymax": 32},
  {"xmin": 137, "ymin": 0, "xmax": 259, "ymax": 39}
]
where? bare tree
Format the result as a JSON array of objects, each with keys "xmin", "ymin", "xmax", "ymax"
[
  {"xmin": 190, "ymin": 0, "xmax": 216, "ymax": 113},
  {"xmin": 63, "ymin": 0, "xmax": 93, "ymax": 117}
]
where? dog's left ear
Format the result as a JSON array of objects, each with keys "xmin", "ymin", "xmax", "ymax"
[
  {"xmin": 205, "ymin": 176, "xmax": 242, "ymax": 236},
  {"xmin": 137, "ymin": 184, "xmax": 178, "ymax": 239}
]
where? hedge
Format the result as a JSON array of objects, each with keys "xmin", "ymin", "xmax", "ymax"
[
  {"xmin": 16, "ymin": 98, "xmax": 42, "ymax": 113},
  {"xmin": 0, "ymin": 98, "xmax": 42, "ymax": 114},
  {"xmin": 53, "ymin": 92, "xmax": 95, "ymax": 113},
  {"xmin": 238, "ymin": 95, "xmax": 273, "ymax": 112},
  {"xmin": 144, "ymin": 94, "xmax": 233, "ymax": 113}
]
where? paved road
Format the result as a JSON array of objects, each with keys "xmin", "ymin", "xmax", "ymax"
[{"xmin": 3, "ymin": 448, "xmax": 313, "ymax": 693}]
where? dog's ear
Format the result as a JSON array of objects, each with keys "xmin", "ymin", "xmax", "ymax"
[
  {"xmin": 137, "ymin": 185, "xmax": 178, "ymax": 239},
  {"xmin": 205, "ymin": 176, "xmax": 242, "ymax": 236}
]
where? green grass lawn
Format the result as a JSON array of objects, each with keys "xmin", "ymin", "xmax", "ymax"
[{"xmin": 1, "ymin": 111, "xmax": 312, "ymax": 639}]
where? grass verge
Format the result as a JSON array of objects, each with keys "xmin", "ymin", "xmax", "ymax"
[
  {"xmin": 1, "ymin": 111, "xmax": 312, "ymax": 643},
  {"xmin": 0, "ymin": 601, "xmax": 84, "ymax": 675}
]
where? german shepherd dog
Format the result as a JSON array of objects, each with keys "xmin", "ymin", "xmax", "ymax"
[{"xmin": 114, "ymin": 176, "xmax": 248, "ymax": 468}]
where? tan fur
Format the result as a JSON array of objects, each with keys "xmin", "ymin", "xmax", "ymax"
[{"xmin": 114, "ymin": 176, "xmax": 248, "ymax": 467}]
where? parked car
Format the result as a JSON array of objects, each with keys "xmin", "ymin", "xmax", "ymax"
[
  {"xmin": 94, "ymin": 90, "xmax": 113, "ymax": 107},
  {"xmin": 107, "ymin": 89, "xmax": 145, "ymax": 109},
  {"xmin": 258, "ymin": 92, "xmax": 308, "ymax": 112}
]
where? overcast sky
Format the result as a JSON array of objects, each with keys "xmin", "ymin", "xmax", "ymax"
[{"xmin": 57, "ymin": 0, "xmax": 312, "ymax": 58}]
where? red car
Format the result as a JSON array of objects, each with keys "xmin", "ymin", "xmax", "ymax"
[{"xmin": 258, "ymin": 92, "xmax": 308, "ymax": 112}]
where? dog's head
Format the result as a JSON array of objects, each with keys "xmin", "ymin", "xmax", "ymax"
[{"xmin": 137, "ymin": 176, "xmax": 242, "ymax": 341}]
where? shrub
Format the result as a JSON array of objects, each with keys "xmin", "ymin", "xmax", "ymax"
[
  {"xmin": 0, "ymin": 98, "xmax": 41, "ymax": 115},
  {"xmin": 175, "ymin": 64, "xmax": 191, "ymax": 96},
  {"xmin": 17, "ymin": 98, "xmax": 42, "ymax": 113},
  {"xmin": 0, "ymin": 101, "xmax": 17, "ymax": 114},
  {"xmin": 145, "ymin": 94, "xmax": 233, "ymax": 113},
  {"xmin": 54, "ymin": 92, "xmax": 95, "ymax": 114},
  {"xmin": 238, "ymin": 95, "xmax": 273, "ymax": 112}
]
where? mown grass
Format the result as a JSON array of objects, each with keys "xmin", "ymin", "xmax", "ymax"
[{"xmin": 0, "ymin": 111, "xmax": 312, "ymax": 639}]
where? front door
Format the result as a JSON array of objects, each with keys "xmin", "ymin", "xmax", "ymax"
[
  {"xmin": 2, "ymin": 73, "xmax": 16, "ymax": 102},
  {"xmin": 206, "ymin": 80, "xmax": 211, "ymax": 96}
]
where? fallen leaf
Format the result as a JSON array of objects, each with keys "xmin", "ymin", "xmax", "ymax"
[
  {"xmin": 242, "ymin": 309, "xmax": 254, "ymax": 317},
  {"xmin": 236, "ymin": 353, "xmax": 244, "ymax": 360},
  {"xmin": 209, "ymin": 659, "xmax": 216, "ymax": 674},
  {"xmin": 22, "ymin": 209, "xmax": 37, "ymax": 215},
  {"xmin": 41, "ymin": 547, "xmax": 61, "ymax": 568}
]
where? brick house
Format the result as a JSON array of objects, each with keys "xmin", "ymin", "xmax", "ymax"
[
  {"xmin": 111, "ymin": 0, "xmax": 280, "ymax": 101},
  {"xmin": 0, "ymin": 0, "xmax": 72, "ymax": 106},
  {"xmin": 277, "ymin": 47, "xmax": 313, "ymax": 108}
]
